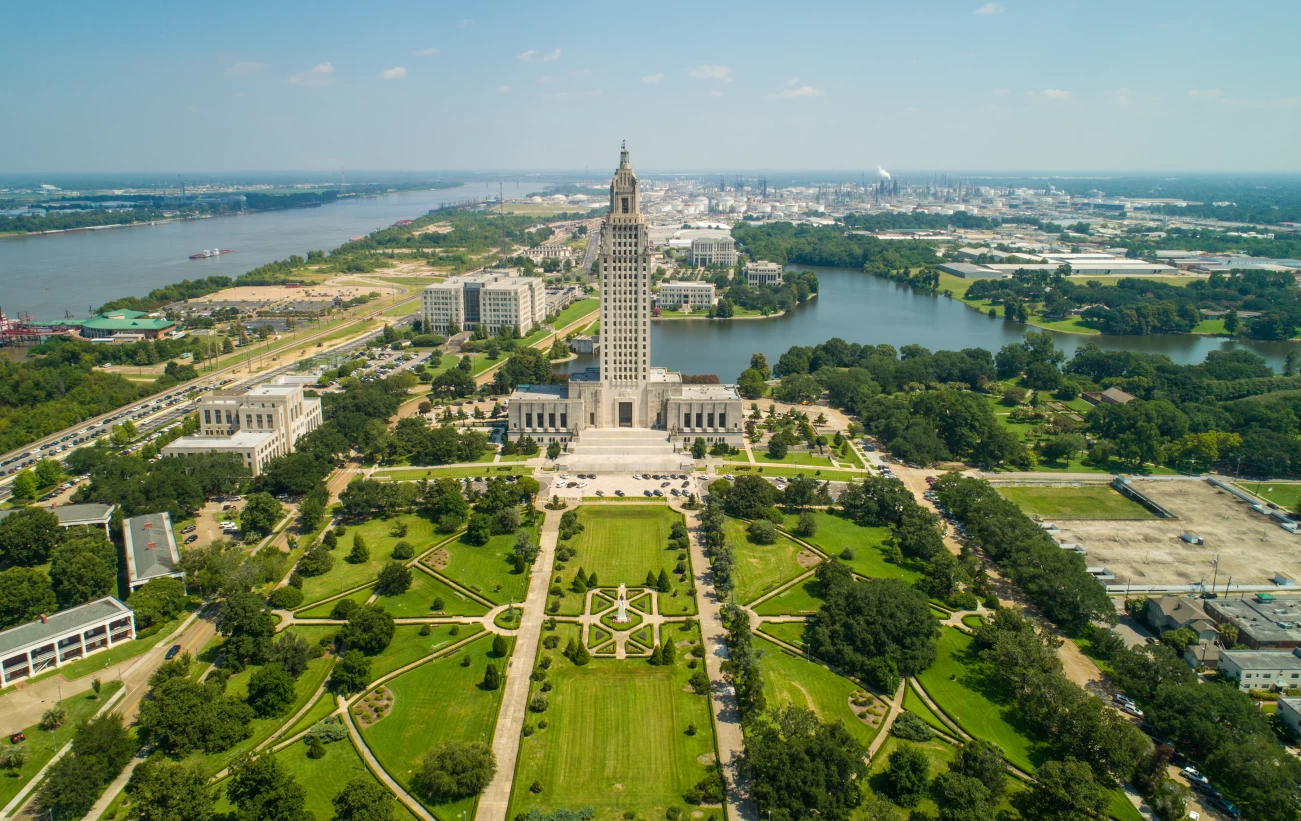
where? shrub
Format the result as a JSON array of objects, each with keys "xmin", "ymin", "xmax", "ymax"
[
  {"xmin": 529, "ymin": 694, "xmax": 549, "ymax": 713},
  {"xmin": 890, "ymin": 711, "xmax": 935, "ymax": 742},
  {"xmin": 40, "ymin": 706, "xmax": 66, "ymax": 731},
  {"xmin": 432, "ymin": 597, "xmax": 445, "ymax": 611},
  {"xmin": 331, "ymin": 598, "xmax": 360, "ymax": 621},
  {"xmin": 419, "ymin": 624, "xmax": 431, "ymax": 637},
  {"xmin": 689, "ymin": 670, "xmax": 710, "ymax": 695},
  {"xmin": 268, "ymin": 586, "xmax": 304, "ymax": 610},
  {"xmin": 391, "ymin": 541, "xmax": 414, "ymax": 560},
  {"xmin": 303, "ymin": 717, "xmax": 350, "ymax": 745},
  {"xmin": 839, "ymin": 547, "xmax": 855, "ymax": 561},
  {"xmin": 794, "ymin": 510, "xmax": 818, "ymax": 537},
  {"xmin": 746, "ymin": 520, "xmax": 777, "ymax": 545},
  {"xmin": 307, "ymin": 736, "xmax": 327, "ymax": 759}
]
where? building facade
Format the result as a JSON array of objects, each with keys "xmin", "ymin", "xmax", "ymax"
[
  {"xmin": 0, "ymin": 597, "xmax": 135, "ymax": 686},
  {"xmin": 161, "ymin": 378, "xmax": 322, "ymax": 476},
  {"xmin": 421, "ymin": 271, "xmax": 544, "ymax": 336},
  {"xmin": 1219, "ymin": 649, "xmax": 1301, "ymax": 691},
  {"xmin": 658, "ymin": 281, "xmax": 717, "ymax": 310},
  {"xmin": 745, "ymin": 260, "xmax": 783, "ymax": 288},
  {"xmin": 507, "ymin": 144, "xmax": 742, "ymax": 451},
  {"xmin": 689, "ymin": 236, "xmax": 736, "ymax": 267}
]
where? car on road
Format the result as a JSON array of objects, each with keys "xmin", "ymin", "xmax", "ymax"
[{"xmin": 164, "ymin": 644, "xmax": 182, "ymax": 660}]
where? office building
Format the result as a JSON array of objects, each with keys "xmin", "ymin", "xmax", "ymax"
[
  {"xmin": 744, "ymin": 260, "xmax": 783, "ymax": 288},
  {"xmin": 421, "ymin": 271, "xmax": 545, "ymax": 336},
  {"xmin": 0, "ymin": 597, "xmax": 135, "ymax": 686},
  {"xmin": 1219, "ymin": 648, "xmax": 1301, "ymax": 691},
  {"xmin": 658, "ymin": 281, "xmax": 716, "ymax": 310},
  {"xmin": 161, "ymin": 378, "xmax": 322, "ymax": 476},
  {"xmin": 689, "ymin": 236, "xmax": 736, "ymax": 267}
]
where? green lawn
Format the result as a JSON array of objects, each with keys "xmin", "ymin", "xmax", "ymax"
[
  {"xmin": 273, "ymin": 739, "xmax": 420, "ymax": 821},
  {"xmin": 0, "ymin": 682, "xmax": 122, "ymax": 808},
  {"xmin": 915, "ymin": 628, "xmax": 1042, "ymax": 773},
  {"xmin": 722, "ymin": 465, "xmax": 866, "ymax": 482},
  {"xmin": 996, "ymin": 485, "xmax": 1154, "ymax": 520},
  {"xmin": 360, "ymin": 634, "xmax": 511, "ymax": 821},
  {"xmin": 1191, "ymin": 318, "xmax": 1228, "ymax": 335},
  {"xmin": 369, "ymin": 624, "xmax": 478, "ymax": 681},
  {"xmin": 436, "ymin": 530, "xmax": 533, "ymax": 605},
  {"xmin": 299, "ymin": 514, "xmax": 439, "ymax": 606},
  {"xmin": 508, "ymin": 625, "xmax": 716, "ymax": 821},
  {"xmin": 836, "ymin": 446, "xmax": 865, "ymax": 469},
  {"xmin": 551, "ymin": 298, "xmax": 600, "ymax": 329},
  {"xmin": 783, "ymin": 512, "xmax": 924, "ymax": 584},
  {"xmin": 282, "ymin": 689, "xmax": 339, "ymax": 739},
  {"xmin": 297, "ymin": 587, "xmax": 374, "ymax": 619},
  {"xmin": 865, "ymin": 736, "xmax": 1027, "ymax": 818},
  {"xmin": 751, "ymin": 449, "xmax": 837, "ymax": 467},
  {"xmin": 377, "ymin": 466, "xmax": 533, "ymax": 480},
  {"xmin": 754, "ymin": 637, "xmax": 882, "ymax": 749},
  {"xmin": 563, "ymin": 507, "xmax": 695, "ymax": 615},
  {"xmin": 726, "ymin": 517, "xmax": 813, "ymax": 605},
  {"xmin": 902, "ymin": 683, "xmax": 951, "ymax": 736},
  {"xmin": 757, "ymin": 620, "xmax": 807, "ymax": 649},
  {"xmin": 375, "ymin": 567, "xmax": 489, "ymax": 618},
  {"xmin": 752, "ymin": 577, "xmax": 825, "ymax": 616},
  {"xmin": 1235, "ymin": 481, "xmax": 1301, "ymax": 510}
]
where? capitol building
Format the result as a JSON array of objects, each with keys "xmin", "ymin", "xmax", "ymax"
[{"xmin": 507, "ymin": 144, "xmax": 743, "ymax": 471}]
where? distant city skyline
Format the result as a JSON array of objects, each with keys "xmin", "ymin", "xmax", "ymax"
[{"xmin": 7, "ymin": 0, "xmax": 1301, "ymax": 173}]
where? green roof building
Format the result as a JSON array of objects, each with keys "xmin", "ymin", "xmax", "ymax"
[{"xmin": 76, "ymin": 309, "xmax": 175, "ymax": 340}]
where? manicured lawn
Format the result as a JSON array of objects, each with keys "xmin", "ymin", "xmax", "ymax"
[
  {"xmin": 915, "ymin": 628, "xmax": 1043, "ymax": 772},
  {"xmin": 273, "ymin": 739, "xmax": 420, "ymax": 821},
  {"xmin": 375, "ymin": 567, "xmax": 489, "ymax": 618},
  {"xmin": 752, "ymin": 577, "xmax": 825, "ymax": 616},
  {"xmin": 299, "ymin": 514, "xmax": 438, "ymax": 606},
  {"xmin": 437, "ymin": 531, "xmax": 532, "ymax": 605},
  {"xmin": 282, "ymin": 690, "xmax": 339, "ymax": 739},
  {"xmin": 551, "ymin": 298, "xmax": 600, "ymax": 329},
  {"xmin": 755, "ymin": 637, "xmax": 881, "ymax": 748},
  {"xmin": 723, "ymin": 465, "xmax": 865, "ymax": 482},
  {"xmin": 726, "ymin": 517, "xmax": 812, "ymax": 605},
  {"xmin": 1192, "ymin": 318, "xmax": 1228, "ymax": 335},
  {"xmin": 757, "ymin": 620, "xmax": 807, "ymax": 648},
  {"xmin": 376, "ymin": 466, "xmax": 533, "ymax": 480},
  {"xmin": 836, "ymin": 446, "xmax": 865, "ymax": 468},
  {"xmin": 361, "ymin": 634, "xmax": 511, "ymax": 821},
  {"xmin": 297, "ymin": 587, "xmax": 373, "ymax": 619},
  {"xmin": 751, "ymin": 449, "xmax": 837, "ymax": 467},
  {"xmin": 1235, "ymin": 481, "xmax": 1301, "ymax": 509},
  {"xmin": 565, "ymin": 507, "xmax": 695, "ymax": 615},
  {"xmin": 903, "ymin": 683, "xmax": 951, "ymax": 735},
  {"xmin": 996, "ymin": 485, "xmax": 1154, "ymax": 520},
  {"xmin": 783, "ymin": 512, "xmax": 924, "ymax": 584},
  {"xmin": 0, "ymin": 682, "xmax": 122, "ymax": 808},
  {"xmin": 369, "ymin": 624, "xmax": 479, "ymax": 681},
  {"xmin": 508, "ymin": 625, "xmax": 716, "ymax": 821}
]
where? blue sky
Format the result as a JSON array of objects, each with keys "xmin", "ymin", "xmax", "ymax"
[{"xmin": 6, "ymin": 0, "xmax": 1300, "ymax": 172}]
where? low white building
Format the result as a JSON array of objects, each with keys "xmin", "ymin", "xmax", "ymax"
[
  {"xmin": 123, "ymin": 512, "xmax": 184, "ymax": 591},
  {"xmin": 658, "ymin": 281, "xmax": 716, "ymax": 311},
  {"xmin": 1279, "ymin": 696, "xmax": 1301, "ymax": 738},
  {"xmin": 745, "ymin": 260, "xmax": 783, "ymax": 288},
  {"xmin": 689, "ymin": 236, "xmax": 736, "ymax": 267},
  {"xmin": 0, "ymin": 503, "xmax": 115, "ymax": 536},
  {"xmin": 525, "ymin": 244, "xmax": 573, "ymax": 260},
  {"xmin": 1219, "ymin": 649, "xmax": 1301, "ymax": 691},
  {"xmin": 161, "ymin": 378, "xmax": 322, "ymax": 476},
  {"xmin": 421, "ymin": 271, "xmax": 545, "ymax": 336},
  {"xmin": 0, "ymin": 597, "xmax": 135, "ymax": 686}
]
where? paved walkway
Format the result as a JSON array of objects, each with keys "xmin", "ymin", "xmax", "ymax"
[
  {"xmin": 343, "ymin": 695, "xmax": 435, "ymax": 821},
  {"xmin": 681, "ymin": 504, "xmax": 754, "ymax": 821},
  {"xmin": 475, "ymin": 507, "xmax": 559, "ymax": 821}
]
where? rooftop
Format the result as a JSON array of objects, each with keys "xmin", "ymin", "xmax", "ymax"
[
  {"xmin": 0, "ymin": 597, "xmax": 132, "ymax": 657},
  {"xmin": 1208, "ymin": 597, "xmax": 1301, "ymax": 645},
  {"xmin": 164, "ymin": 430, "xmax": 276, "ymax": 450},
  {"xmin": 123, "ymin": 512, "xmax": 181, "ymax": 585},
  {"xmin": 0, "ymin": 503, "xmax": 115, "ymax": 526},
  {"xmin": 1221, "ymin": 649, "xmax": 1301, "ymax": 670},
  {"xmin": 510, "ymin": 384, "xmax": 572, "ymax": 398}
]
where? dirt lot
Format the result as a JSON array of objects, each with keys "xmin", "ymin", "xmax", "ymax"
[
  {"xmin": 1052, "ymin": 478, "xmax": 1300, "ymax": 587},
  {"xmin": 185, "ymin": 282, "xmax": 399, "ymax": 306}
]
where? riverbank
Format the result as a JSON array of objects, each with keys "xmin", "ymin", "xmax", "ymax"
[{"xmin": 653, "ymin": 291, "xmax": 818, "ymax": 321}]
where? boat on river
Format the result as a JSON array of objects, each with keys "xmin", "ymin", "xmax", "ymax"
[{"xmin": 189, "ymin": 248, "xmax": 233, "ymax": 259}]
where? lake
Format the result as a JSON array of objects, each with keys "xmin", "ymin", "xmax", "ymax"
[
  {"xmin": 558, "ymin": 265, "xmax": 1301, "ymax": 379},
  {"xmin": 0, "ymin": 182, "xmax": 501, "ymax": 320}
]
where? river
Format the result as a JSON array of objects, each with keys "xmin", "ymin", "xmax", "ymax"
[
  {"xmin": 556, "ymin": 265, "xmax": 1301, "ymax": 379},
  {"xmin": 0, "ymin": 182, "xmax": 501, "ymax": 321}
]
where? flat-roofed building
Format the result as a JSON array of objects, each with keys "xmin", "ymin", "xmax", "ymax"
[
  {"xmin": 1206, "ymin": 596, "xmax": 1301, "ymax": 649},
  {"xmin": 658, "ymin": 281, "xmax": 716, "ymax": 311},
  {"xmin": 0, "ymin": 597, "xmax": 135, "ymax": 686},
  {"xmin": 1279, "ymin": 696, "xmax": 1301, "ymax": 737},
  {"xmin": 0, "ymin": 503, "xmax": 115, "ymax": 536},
  {"xmin": 160, "ymin": 378, "xmax": 322, "ymax": 476},
  {"xmin": 123, "ymin": 512, "xmax": 183, "ymax": 591},
  {"xmin": 421, "ymin": 272, "xmax": 545, "ymax": 336},
  {"xmin": 689, "ymin": 236, "xmax": 736, "ymax": 267},
  {"xmin": 1219, "ymin": 649, "xmax": 1301, "ymax": 691},
  {"xmin": 744, "ymin": 261, "xmax": 783, "ymax": 288}
]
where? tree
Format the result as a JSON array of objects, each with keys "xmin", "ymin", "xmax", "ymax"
[
  {"xmin": 657, "ymin": 568, "xmax": 671, "ymax": 593},
  {"xmin": 0, "ymin": 566, "xmax": 57, "ymax": 628},
  {"xmin": 0, "ymin": 507, "xmax": 62, "ymax": 566},
  {"xmin": 932, "ymin": 771, "xmax": 991, "ymax": 821},
  {"xmin": 298, "ymin": 496, "xmax": 324, "ymax": 531},
  {"xmin": 1026, "ymin": 758, "xmax": 1109, "ymax": 821},
  {"xmin": 722, "ymin": 474, "xmax": 779, "ymax": 519},
  {"xmin": 247, "ymin": 663, "xmax": 296, "ymax": 718},
  {"xmin": 741, "ymin": 707, "xmax": 868, "ymax": 821},
  {"xmin": 127, "ymin": 577, "xmax": 187, "ymax": 629},
  {"xmin": 794, "ymin": 510, "xmax": 818, "ymax": 537},
  {"xmin": 492, "ymin": 634, "xmax": 508, "ymax": 657},
  {"xmin": 737, "ymin": 368, "xmax": 767, "ymax": 399},
  {"xmin": 339, "ymin": 605, "xmax": 395, "ymax": 655},
  {"xmin": 136, "ymin": 677, "xmax": 253, "ymax": 755},
  {"xmin": 482, "ymin": 663, "xmax": 501, "ymax": 690},
  {"xmin": 11, "ymin": 470, "xmax": 38, "ymax": 500},
  {"xmin": 883, "ymin": 745, "xmax": 930, "ymax": 807},
  {"xmin": 332, "ymin": 777, "xmax": 395, "ymax": 821},
  {"xmin": 271, "ymin": 632, "xmax": 312, "ymax": 679},
  {"xmin": 227, "ymin": 752, "xmax": 313, "ymax": 821},
  {"xmin": 124, "ymin": 757, "xmax": 214, "ymax": 821},
  {"xmin": 330, "ymin": 650, "xmax": 371, "ymax": 694},
  {"xmin": 50, "ymin": 531, "xmax": 117, "ymax": 607},
  {"xmin": 34, "ymin": 458, "xmax": 62, "ymax": 487},
  {"xmin": 219, "ymin": 590, "xmax": 276, "ymax": 668},
  {"xmin": 766, "ymin": 436, "xmax": 788, "ymax": 460},
  {"xmin": 949, "ymin": 739, "xmax": 1005, "ymax": 801},
  {"xmin": 239, "ymin": 492, "xmax": 284, "ymax": 537},
  {"xmin": 546, "ymin": 441, "xmax": 561, "ymax": 460},
  {"xmin": 412, "ymin": 741, "xmax": 497, "ymax": 801},
  {"xmin": 750, "ymin": 352, "xmax": 772, "ymax": 379},
  {"xmin": 691, "ymin": 438, "xmax": 707, "ymax": 459},
  {"xmin": 348, "ymin": 533, "xmax": 370, "ymax": 563},
  {"xmin": 375, "ymin": 562, "xmax": 413, "ymax": 596},
  {"xmin": 747, "ymin": 519, "xmax": 777, "ymax": 544}
]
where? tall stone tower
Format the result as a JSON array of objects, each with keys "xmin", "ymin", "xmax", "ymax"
[{"xmin": 598, "ymin": 142, "xmax": 650, "ymax": 426}]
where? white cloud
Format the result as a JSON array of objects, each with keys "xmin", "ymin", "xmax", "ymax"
[
  {"xmin": 1035, "ymin": 88, "xmax": 1071, "ymax": 101},
  {"xmin": 233, "ymin": 92, "xmax": 247, "ymax": 99},
  {"xmin": 541, "ymin": 48, "xmax": 561, "ymax": 62},
  {"xmin": 973, "ymin": 3, "xmax": 1005, "ymax": 14},
  {"xmin": 227, "ymin": 61, "xmax": 266, "ymax": 76},
  {"xmin": 688, "ymin": 64, "xmax": 732, "ymax": 83},
  {"xmin": 569, "ymin": 68, "xmax": 590, "ymax": 78},
  {"xmin": 767, "ymin": 77, "xmax": 824, "ymax": 99},
  {"xmin": 288, "ymin": 62, "xmax": 334, "ymax": 88},
  {"xmin": 710, "ymin": 90, "xmax": 724, "ymax": 97},
  {"xmin": 498, "ymin": 85, "xmax": 511, "ymax": 93},
  {"xmin": 519, "ymin": 48, "xmax": 561, "ymax": 62},
  {"xmin": 993, "ymin": 87, "xmax": 1010, "ymax": 96},
  {"xmin": 381, "ymin": 66, "xmax": 407, "ymax": 80},
  {"xmin": 516, "ymin": 49, "xmax": 537, "ymax": 61},
  {"xmin": 413, "ymin": 47, "xmax": 439, "ymax": 57},
  {"xmin": 1111, "ymin": 87, "xmax": 1134, "ymax": 106},
  {"xmin": 641, "ymin": 73, "xmax": 663, "ymax": 85},
  {"xmin": 1187, "ymin": 88, "xmax": 1300, "ymax": 109}
]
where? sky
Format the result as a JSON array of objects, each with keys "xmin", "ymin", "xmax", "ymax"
[{"xmin": 6, "ymin": 0, "xmax": 1301, "ymax": 173}]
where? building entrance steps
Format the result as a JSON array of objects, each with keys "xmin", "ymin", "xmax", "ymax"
[{"xmin": 558, "ymin": 428, "xmax": 688, "ymax": 473}]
